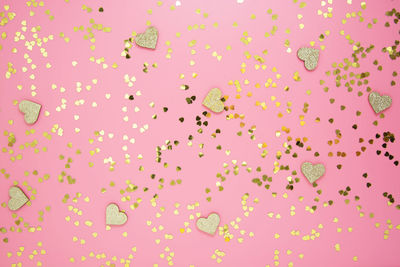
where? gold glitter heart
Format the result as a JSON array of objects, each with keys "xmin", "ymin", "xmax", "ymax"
[
  {"xmin": 8, "ymin": 186, "xmax": 29, "ymax": 211},
  {"xmin": 19, "ymin": 100, "xmax": 41, "ymax": 125},
  {"xmin": 196, "ymin": 213, "xmax": 220, "ymax": 235},
  {"xmin": 301, "ymin": 162, "xmax": 325, "ymax": 184},
  {"xmin": 135, "ymin": 27, "xmax": 158, "ymax": 49},
  {"xmin": 297, "ymin": 47, "xmax": 319, "ymax": 71},
  {"xmin": 106, "ymin": 203, "xmax": 128, "ymax": 226},
  {"xmin": 202, "ymin": 88, "xmax": 224, "ymax": 113},
  {"xmin": 368, "ymin": 91, "xmax": 392, "ymax": 114}
]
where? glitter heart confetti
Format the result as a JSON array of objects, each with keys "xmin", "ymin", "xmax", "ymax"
[
  {"xmin": 1, "ymin": 1, "xmax": 399, "ymax": 266},
  {"xmin": 301, "ymin": 162, "xmax": 326, "ymax": 184},
  {"xmin": 202, "ymin": 88, "xmax": 225, "ymax": 113},
  {"xmin": 196, "ymin": 213, "xmax": 220, "ymax": 235},
  {"xmin": 135, "ymin": 26, "xmax": 158, "ymax": 49},
  {"xmin": 368, "ymin": 91, "xmax": 392, "ymax": 114},
  {"xmin": 8, "ymin": 186, "xmax": 29, "ymax": 211},
  {"xmin": 18, "ymin": 100, "xmax": 41, "ymax": 125},
  {"xmin": 106, "ymin": 203, "xmax": 128, "ymax": 226},
  {"xmin": 297, "ymin": 47, "xmax": 320, "ymax": 71}
]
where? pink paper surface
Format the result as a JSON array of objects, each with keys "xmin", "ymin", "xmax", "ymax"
[{"xmin": 1, "ymin": 0, "xmax": 400, "ymax": 266}]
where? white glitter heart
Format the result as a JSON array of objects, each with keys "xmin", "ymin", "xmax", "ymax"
[
  {"xmin": 196, "ymin": 213, "xmax": 220, "ymax": 235},
  {"xmin": 301, "ymin": 162, "xmax": 325, "ymax": 184},
  {"xmin": 106, "ymin": 203, "xmax": 128, "ymax": 226},
  {"xmin": 368, "ymin": 91, "xmax": 392, "ymax": 114}
]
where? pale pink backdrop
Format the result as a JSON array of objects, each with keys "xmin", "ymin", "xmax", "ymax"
[{"xmin": 1, "ymin": 0, "xmax": 400, "ymax": 266}]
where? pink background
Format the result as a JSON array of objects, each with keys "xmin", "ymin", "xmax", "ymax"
[{"xmin": 1, "ymin": 0, "xmax": 400, "ymax": 266}]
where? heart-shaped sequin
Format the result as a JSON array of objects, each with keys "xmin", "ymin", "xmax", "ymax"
[
  {"xmin": 297, "ymin": 47, "xmax": 320, "ymax": 71},
  {"xmin": 8, "ymin": 186, "xmax": 29, "ymax": 211},
  {"xmin": 196, "ymin": 213, "xmax": 220, "ymax": 235},
  {"xmin": 106, "ymin": 203, "xmax": 128, "ymax": 225},
  {"xmin": 301, "ymin": 162, "xmax": 325, "ymax": 184},
  {"xmin": 135, "ymin": 27, "xmax": 158, "ymax": 49},
  {"xmin": 19, "ymin": 100, "xmax": 41, "ymax": 124},
  {"xmin": 202, "ymin": 88, "xmax": 224, "ymax": 113},
  {"xmin": 368, "ymin": 91, "xmax": 392, "ymax": 114}
]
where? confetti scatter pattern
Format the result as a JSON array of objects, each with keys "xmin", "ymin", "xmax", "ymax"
[{"xmin": 0, "ymin": 1, "xmax": 399, "ymax": 266}]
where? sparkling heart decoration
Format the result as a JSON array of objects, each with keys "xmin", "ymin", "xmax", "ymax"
[
  {"xmin": 297, "ymin": 47, "xmax": 320, "ymax": 71},
  {"xmin": 368, "ymin": 91, "xmax": 392, "ymax": 114},
  {"xmin": 301, "ymin": 162, "xmax": 326, "ymax": 184},
  {"xmin": 106, "ymin": 203, "xmax": 128, "ymax": 225},
  {"xmin": 202, "ymin": 88, "xmax": 224, "ymax": 113},
  {"xmin": 8, "ymin": 186, "xmax": 29, "ymax": 211},
  {"xmin": 19, "ymin": 100, "xmax": 42, "ymax": 124},
  {"xmin": 196, "ymin": 213, "xmax": 220, "ymax": 235},
  {"xmin": 135, "ymin": 26, "xmax": 158, "ymax": 49}
]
